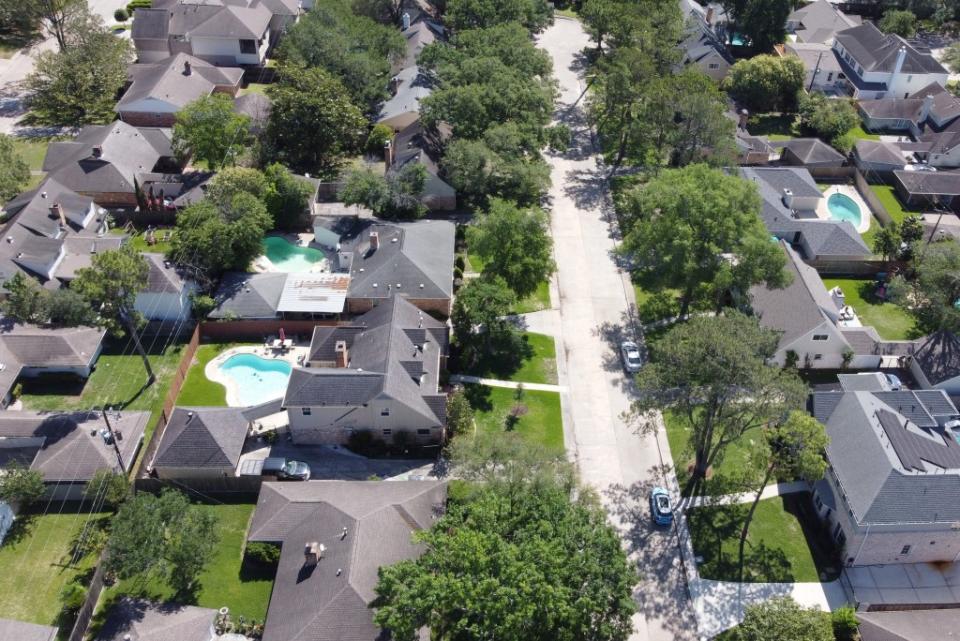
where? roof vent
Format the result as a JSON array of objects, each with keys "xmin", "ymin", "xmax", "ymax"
[
  {"xmin": 304, "ymin": 541, "xmax": 324, "ymax": 566},
  {"xmin": 40, "ymin": 191, "xmax": 47, "ymax": 199}
]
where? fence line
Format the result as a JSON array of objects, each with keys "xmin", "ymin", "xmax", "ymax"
[
  {"xmin": 853, "ymin": 169, "xmax": 895, "ymax": 228},
  {"xmin": 66, "ymin": 559, "xmax": 106, "ymax": 641},
  {"xmin": 199, "ymin": 319, "xmax": 341, "ymax": 341}
]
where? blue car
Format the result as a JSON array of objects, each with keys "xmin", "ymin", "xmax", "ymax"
[{"xmin": 650, "ymin": 487, "xmax": 673, "ymax": 526}]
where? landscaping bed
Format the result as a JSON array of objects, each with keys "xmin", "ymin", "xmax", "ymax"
[{"xmin": 465, "ymin": 384, "xmax": 563, "ymax": 451}]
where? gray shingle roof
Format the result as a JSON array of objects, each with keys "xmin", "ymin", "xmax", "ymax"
[
  {"xmin": 835, "ymin": 22, "xmax": 947, "ymax": 75},
  {"xmin": 131, "ymin": 8, "xmax": 169, "ymax": 40},
  {"xmin": 150, "ymin": 0, "xmax": 271, "ymax": 40},
  {"xmin": 95, "ymin": 598, "xmax": 216, "ymax": 641},
  {"xmin": 893, "ymin": 169, "xmax": 960, "ymax": 196},
  {"xmin": 788, "ymin": 0, "xmax": 858, "ymax": 44},
  {"xmin": 117, "ymin": 54, "xmax": 243, "ymax": 112},
  {"xmin": 913, "ymin": 330, "xmax": 960, "ymax": 386},
  {"xmin": 854, "ymin": 140, "xmax": 907, "ymax": 168},
  {"xmin": 0, "ymin": 323, "xmax": 105, "ymax": 369},
  {"xmin": 780, "ymin": 138, "xmax": 847, "ymax": 166},
  {"xmin": 378, "ymin": 66, "xmax": 434, "ymax": 125},
  {"xmin": 248, "ymin": 480, "xmax": 447, "ymax": 641},
  {"xmin": 857, "ymin": 609, "xmax": 960, "ymax": 641},
  {"xmin": 3, "ymin": 177, "xmax": 96, "ymax": 238},
  {"xmin": 143, "ymin": 253, "xmax": 189, "ymax": 294},
  {"xmin": 0, "ymin": 618, "xmax": 57, "ymax": 641},
  {"xmin": 153, "ymin": 407, "xmax": 249, "ymax": 470},
  {"xmin": 0, "ymin": 410, "xmax": 149, "ymax": 481},
  {"xmin": 209, "ymin": 271, "xmax": 286, "ymax": 319}
]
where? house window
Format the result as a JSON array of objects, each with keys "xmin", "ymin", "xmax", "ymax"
[
  {"xmin": 826, "ymin": 72, "xmax": 833, "ymax": 82},
  {"xmin": 417, "ymin": 428, "xmax": 430, "ymax": 435},
  {"xmin": 383, "ymin": 429, "xmax": 392, "ymax": 436},
  {"xmin": 708, "ymin": 63, "xmax": 719, "ymax": 69},
  {"xmin": 381, "ymin": 407, "xmax": 390, "ymax": 416},
  {"xmin": 814, "ymin": 354, "xmax": 823, "ymax": 360},
  {"xmin": 813, "ymin": 334, "xmax": 829, "ymax": 341},
  {"xmin": 239, "ymin": 39, "xmax": 257, "ymax": 54},
  {"xmin": 901, "ymin": 545, "xmax": 911, "ymax": 555},
  {"xmin": 301, "ymin": 407, "xmax": 312, "ymax": 416},
  {"xmin": 907, "ymin": 75, "xmax": 913, "ymax": 82}
]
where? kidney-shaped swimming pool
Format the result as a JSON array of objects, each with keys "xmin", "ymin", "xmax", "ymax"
[{"xmin": 217, "ymin": 353, "xmax": 292, "ymax": 406}]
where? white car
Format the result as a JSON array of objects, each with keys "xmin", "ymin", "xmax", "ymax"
[{"xmin": 620, "ymin": 340, "xmax": 643, "ymax": 373}]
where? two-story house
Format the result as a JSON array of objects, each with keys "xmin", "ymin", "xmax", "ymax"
[{"xmin": 832, "ymin": 22, "xmax": 948, "ymax": 100}]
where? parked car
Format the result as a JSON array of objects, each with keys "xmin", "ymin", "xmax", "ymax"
[
  {"xmin": 240, "ymin": 457, "xmax": 311, "ymax": 480},
  {"xmin": 885, "ymin": 373, "xmax": 903, "ymax": 391},
  {"xmin": 620, "ymin": 340, "xmax": 643, "ymax": 373},
  {"xmin": 650, "ymin": 487, "xmax": 673, "ymax": 526}
]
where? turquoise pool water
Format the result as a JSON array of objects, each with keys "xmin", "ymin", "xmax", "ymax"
[
  {"xmin": 827, "ymin": 193, "xmax": 862, "ymax": 228},
  {"xmin": 262, "ymin": 236, "xmax": 325, "ymax": 272},
  {"xmin": 218, "ymin": 353, "xmax": 292, "ymax": 406}
]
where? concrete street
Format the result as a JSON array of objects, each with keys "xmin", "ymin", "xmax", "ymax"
[{"xmin": 536, "ymin": 18, "xmax": 697, "ymax": 641}]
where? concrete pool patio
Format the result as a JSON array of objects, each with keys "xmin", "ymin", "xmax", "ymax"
[
  {"xmin": 205, "ymin": 344, "xmax": 307, "ymax": 407},
  {"xmin": 816, "ymin": 184, "xmax": 873, "ymax": 234}
]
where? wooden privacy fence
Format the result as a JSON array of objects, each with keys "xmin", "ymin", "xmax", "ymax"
[
  {"xmin": 67, "ymin": 559, "xmax": 107, "ymax": 641},
  {"xmin": 853, "ymin": 169, "xmax": 895, "ymax": 228},
  {"xmin": 135, "ymin": 475, "xmax": 264, "ymax": 497},
  {"xmin": 199, "ymin": 319, "xmax": 341, "ymax": 341}
]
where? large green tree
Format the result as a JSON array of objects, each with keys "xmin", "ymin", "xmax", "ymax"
[
  {"xmin": 891, "ymin": 240, "xmax": 960, "ymax": 333},
  {"xmin": 172, "ymin": 94, "xmax": 251, "ymax": 169},
  {"xmin": 731, "ymin": 597, "xmax": 833, "ymax": 641},
  {"xmin": 263, "ymin": 163, "xmax": 315, "ymax": 230},
  {"xmin": 338, "ymin": 164, "xmax": 427, "ymax": 220},
  {"xmin": 797, "ymin": 93, "xmax": 858, "ymax": 148},
  {"xmin": 72, "ymin": 246, "xmax": 153, "ymax": 381},
  {"xmin": 468, "ymin": 198, "xmax": 555, "ymax": 299},
  {"xmin": 879, "ymin": 9, "xmax": 918, "ymax": 37},
  {"xmin": 731, "ymin": 0, "xmax": 791, "ymax": 54},
  {"xmin": 619, "ymin": 164, "xmax": 788, "ymax": 317},
  {"xmin": 631, "ymin": 313, "xmax": 808, "ymax": 497},
  {"xmin": 2, "ymin": 272, "xmax": 48, "ymax": 324},
  {"xmin": 0, "ymin": 462, "xmax": 45, "ymax": 506},
  {"xmin": 104, "ymin": 490, "xmax": 218, "ymax": 594},
  {"xmin": 726, "ymin": 54, "xmax": 805, "ymax": 113},
  {"xmin": 451, "ymin": 274, "xmax": 519, "ymax": 369},
  {"xmin": 23, "ymin": 9, "xmax": 132, "ymax": 125},
  {"xmin": 444, "ymin": 0, "xmax": 552, "ymax": 33},
  {"xmin": 441, "ymin": 137, "xmax": 550, "ymax": 207},
  {"xmin": 0, "ymin": 134, "xmax": 30, "ymax": 201},
  {"xmin": 265, "ymin": 65, "xmax": 366, "ymax": 176}
]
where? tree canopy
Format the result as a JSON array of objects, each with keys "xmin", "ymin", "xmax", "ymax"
[
  {"xmin": 879, "ymin": 8, "xmax": 918, "ymax": 37},
  {"xmin": 338, "ymin": 164, "xmax": 427, "ymax": 220},
  {"xmin": 731, "ymin": 597, "xmax": 833, "ymax": 641},
  {"xmin": 172, "ymin": 94, "xmax": 251, "ymax": 169},
  {"xmin": 726, "ymin": 55, "xmax": 805, "ymax": 114},
  {"xmin": 2, "ymin": 272, "xmax": 94, "ymax": 327},
  {"xmin": 444, "ymin": 0, "xmax": 552, "ymax": 33},
  {"xmin": 72, "ymin": 246, "xmax": 149, "ymax": 337},
  {"xmin": 451, "ymin": 274, "xmax": 522, "ymax": 370},
  {"xmin": 632, "ymin": 312, "xmax": 808, "ymax": 496},
  {"xmin": 721, "ymin": 0, "xmax": 791, "ymax": 53},
  {"xmin": 0, "ymin": 462, "xmax": 45, "ymax": 507},
  {"xmin": 0, "ymin": 134, "xmax": 30, "ymax": 201},
  {"xmin": 891, "ymin": 240, "xmax": 960, "ymax": 333},
  {"xmin": 264, "ymin": 65, "xmax": 366, "ymax": 176},
  {"xmin": 797, "ymin": 93, "xmax": 858, "ymax": 150},
  {"xmin": 468, "ymin": 198, "xmax": 555, "ymax": 298},
  {"xmin": 619, "ymin": 164, "xmax": 789, "ymax": 316}
]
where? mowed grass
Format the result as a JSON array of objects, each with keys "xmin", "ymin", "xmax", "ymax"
[
  {"xmin": 464, "ymin": 332, "xmax": 557, "ymax": 385},
  {"xmin": 238, "ymin": 82, "xmax": 269, "ymax": 96},
  {"xmin": 11, "ymin": 136, "xmax": 56, "ymax": 172},
  {"xmin": 849, "ymin": 125, "xmax": 881, "ymax": 141},
  {"xmin": 687, "ymin": 495, "xmax": 839, "ymax": 583},
  {"xmin": 663, "ymin": 410, "xmax": 756, "ymax": 496},
  {"xmin": 822, "ymin": 277, "xmax": 918, "ymax": 340},
  {"xmin": 0, "ymin": 508, "xmax": 108, "ymax": 627},
  {"xmin": 864, "ymin": 184, "xmax": 918, "ymax": 248},
  {"xmin": 465, "ymin": 384, "xmax": 563, "ymax": 451},
  {"xmin": 513, "ymin": 280, "xmax": 552, "ymax": 314},
  {"xmin": 110, "ymin": 226, "xmax": 175, "ymax": 255},
  {"xmin": 174, "ymin": 343, "xmax": 235, "ymax": 406},
  {"xmin": 104, "ymin": 503, "xmax": 273, "ymax": 623}
]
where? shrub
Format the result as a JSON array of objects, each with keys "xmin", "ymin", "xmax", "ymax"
[
  {"xmin": 831, "ymin": 606, "xmax": 859, "ymax": 641},
  {"xmin": 366, "ymin": 124, "xmax": 394, "ymax": 156},
  {"xmin": 114, "ymin": 7, "xmax": 129, "ymax": 21},
  {"xmin": 246, "ymin": 542, "xmax": 281, "ymax": 565},
  {"xmin": 126, "ymin": 0, "xmax": 151, "ymax": 13},
  {"xmin": 59, "ymin": 583, "xmax": 86, "ymax": 614},
  {"xmin": 190, "ymin": 293, "xmax": 216, "ymax": 319}
]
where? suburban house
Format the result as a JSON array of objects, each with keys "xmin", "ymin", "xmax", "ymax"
[
  {"xmin": 378, "ymin": 66, "xmax": 434, "ymax": 131},
  {"xmin": 679, "ymin": 30, "xmax": 732, "ymax": 82},
  {"xmin": 741, "ymin": 167, "xmax": 871, "ymax": 263},
  {"xmin": 832, "ymin": 22, "xmax": 949, "ymax": 100},
  {"xmin": 910, "ymin": 330, "xmax": 960, "ymax": 395},
  {"xmin": 116, "ymin": 54, "xmax": 244, "ymax": 127},
  {"xmin": 811, "ymin": 373, "xmax": 960, "ymax": 565},
  {"xmin": 852, "ymin": 139, "xmax": 908, "ymax": 175},
  {"xmin": 208, "ymin": 272, "xmax": 350, "ymax": 320},
  {"xmin": 150, "ymin": 406, "xmax": 250, "ymax": 479},
  {"xmin": 95, "ymin": 598, "xmax": 216, "ymax": 641},
  {"xmin": 134, "ymin": 253, "xmax": 197, "ymax": 322},
  {"xmin": 892, "ymin": 169, "xmax": 960, "ymax": 210},
  {"xmin": 0, "ymin": 618, "xmax": 57, "ymax": 641},
  {"xmin": 857, "ymin": 609, "xmax": 960, "ymax": 641},
  {"xmin": 0, "ymin": 410, "xmax": 149, "ymax": 499},
  {"xmin": 779, "ymin": 138, "xmax": 847, "ymax": 168},
  {"xmin": 386, "ymin": 120, "xmax": 457, "ymax": 211},
  {"xmin": 42, "ymin": 121, "xmax": 183, "ymax": 207},
  {"xmin": 786, "ymin": 0, "xmax": 859, "ymax": 45},
  {"xmin": 785, "ymin": 42, "xmax": 846, "ymax": 94},
  {"xmin": 680, "ymin": 0, "xmax": 729, "ymax": 45},
  {"xmin": 132, "ymin": 0, "xmax": 273, "ymax": 67},
  {"xmin": 247, "ymin": 480, "xmax": 447, "ymax": 641},
  {"xmin": 747, "ymin": 241, "xmax": 888, "ymax": 369},
  {"xmin": 398, "ymin": 11, "xmax": 444, "ymax": 69},
  {"xmin": 282, "ymin": 295, "xmax": 448, "ymax": 447}
]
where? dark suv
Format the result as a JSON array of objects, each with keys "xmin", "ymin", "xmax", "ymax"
[{"xmin": 262, "ymin": 457, "xmax": 311, "ymax": 481}]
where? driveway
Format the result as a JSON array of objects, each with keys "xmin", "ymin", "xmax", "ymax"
[
  {"xmin": 536, "ymin": 18, "xmax": 696, "ymax": 641},
  {"xmin": 239, "ymin": 440, "xmax": 437, "ymax": 481}
]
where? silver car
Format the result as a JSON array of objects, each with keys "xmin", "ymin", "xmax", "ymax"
[{"xmin": 620, "ymin": 340, "xmax": 643, "ymax": 373}]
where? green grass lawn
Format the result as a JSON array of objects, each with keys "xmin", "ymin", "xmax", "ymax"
[
  {"xmin": 465, "ymin": 384, "xmax": 563, "ymax": 451},
  {"xmin": 175, "ymin": 343, "xmax": 237, "ymax": 406},
  {"xmin": 848, "ymin": 125, "xmax": 881, "ymax": 141},
  {"xmin": 687, "ymin": 494, "xmax": 839, "ymax": 583},
  {"xmin": 822, "ymin": 277, "xmax": 918, "ymax": 340},
  {"xmin": 0, "ymin": 507, "xmax": 108, "ymax": 628},
  {"xmin": 110, "ymin": 226, "xmax": 175, "ymax": 255},
  {"xmin": 464, "ymin": 332, "xmax": 557, "ymax": 385},
  {"xmin": 863, "ymin": 185, "xmax": 918, "ymax": 249},
  {"xmin": 513, "ymin": 281, "xmax": 552, "ymax": 314},
  {"xmin": 238, "ymin": 83, "xmax": 269, "ymax": 96},
  {"xmin": 12, "ymin": 136, "xmax": 60, "ymax": 172},
  {"xmin": 663, "ymin": 410, "xmax": 757, "ymax": 496},
  {"xmin": 746, "ymin": 113, "xmax": 796, "ymax": 139},
  {"xmin": 102, "ymin": 503, "xmax": 273, "ymax": 624},
  {"xmin": 465, "ymin": 251, "xmax": 485, "ymax": 274}
]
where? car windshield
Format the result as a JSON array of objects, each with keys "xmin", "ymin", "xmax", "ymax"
[
  {"xmin": 282, "ymin": 462, "xmax": 297, "ymax": 474},
  {"xmin": 656, "ymin": 495, "xmax": 671, "ymax": 513},
  {"xmin": 627, "ymin": 353, "xmax": 642, "ymax": 364}
]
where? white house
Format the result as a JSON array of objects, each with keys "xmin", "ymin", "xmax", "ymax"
[
  {"xmin": 135, "ymin": 253, "xmax": 197, "ymax": 322},
  {"xmin": 832, "ymin": 22, "xmax": 949, "ymax": 100}
]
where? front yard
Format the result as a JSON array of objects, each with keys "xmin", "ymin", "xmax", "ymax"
[
  {"xmin": 663, "ymin": 410, "xmax": 756, "ymax": 496},
  {"xmin": 465, "ymin": 384, "xmax": 563, "ymax": 451},
  {"xmin": 821, "ymin": 277, "xmax": 918, "ymax": 341},
  {"xmin": 687, "ymin": 494, "xmax": 840, "ymax": 583},
  {"xmin": 464, "ymin": 332, "xmax": 558, "ymax": 385},
  {"xmin": 0, "ymin": 507, "xmax": 109, "ymax": 630}
]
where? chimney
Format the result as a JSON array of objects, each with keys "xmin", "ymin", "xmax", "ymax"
[
  {"xmin": 782, "ymin": 188, "xmax": 794, "ymax": 209},
  {"xmin": 920, "ymin": 94, "xmax": 935, "ymax": 124},
  {"xmin": 304, "ymin": 541, "xmax": 324, "ymax": 566},
  {"xmin": 383, "ymin": 139, "xmax": 393, "ymax": 169},
  {"xmin": 50, "ymin": 202, "xmax": 66, "ymax": 228},
  {"xmin": 891, "ymin": 46, "xmax": 907, "ymax": 86},
  {"xmin": 705, "ymin": 5, "xmax": 714, "ymax": 25},
  {"xmin": 335, "ymin": 340, "xmax": 348, "ymax": 368},
  {"xmin": 91, "ymin": 145, "xmax": 103, "ymax": 159},
  {"xmin": 738, "ymin": 108, "xmax": 749, "ymax": 130},
  {"xmin": 402, "ymin": 11, "xmax": 410, "ymax": 29},
  {"xmin": 183, "ymin": 60, "xmax": 192, "ymax": 76},
  {"xmin": 369, "ymin": 231, "xmax": 379, "ymax": 251}
]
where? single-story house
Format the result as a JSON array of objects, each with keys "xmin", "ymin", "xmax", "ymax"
[
  {"xmin": 387, "ymin": 121, "xmax": 456, "ymax": 211},
  {"xmin": 247, "ymin": 480, "xmax": 447, "ymax": 641},
  {"xmin": 208, "ymin": 272, "xmax": 349, "ymax": 320},
  {"xmin": 94, "ymin": 598, "xmax": 216, "ymax": 641},
  {"xmin": 116, "ymin": 54, "xmax": 244, "ymax": 127},
  {"xmin": 0, "ymin": 410, "xmax": 148, "ymax": 499},
  {"xmin": 812, "ymin": 374, "xmax": 960, "ymax": 565},
  {"xmin": 0, "ymin": 323, "xmax": 105, "ymax": 379},
  {"xmin": 786, "ymin": 0, "xmax": 859, "ymax": 45},
  {"xmin": 852, "ymin": 139, "xmax": 907, "ymax": 174},
  {"xmin": 398, "ymin": 13, "xmax": 444, "ymax": 69},
  {"xmin": 151, "ymin": 406, "xmax": 250, "ymax": 479},
  {"xmin": 0, "ymin": 618, "xmax": 57, "ymax": 641},
  {"xmin": 910, "ymin": 329, "xmax": 960, "ymax": 395},
  {"xmin": 779, "ymin": 138, "xmax": 847, "ymax": 168},
  {"xmin": 785, "ymin": 42, "xmax": 846, "ymax": 94},
  {"xmin": 134, "ymin": 253, "xmax": 197, "ymax": 323},
  {"xmin": 283, "ymin": 294, "xmax": 448, "ymax": 446},
  {"xmin": 892, "ymin": 169, "xmax": 960, "ymax": 210},
  {"xmin": 378, "ymin": 66, "xmax": 434, "ymax": 131}
]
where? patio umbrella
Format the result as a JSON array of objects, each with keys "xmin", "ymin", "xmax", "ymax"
[{"xmin": 279, "ymin": 327, "xmax": 286, "ymax": 342}]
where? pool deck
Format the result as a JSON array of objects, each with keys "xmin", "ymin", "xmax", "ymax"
[
  {"xmin": 816, "ymin": 185, "xmax": 872, "ymax": 234},
  {"xmin": 206, "ymin": 344, "xmax": 309, "ymax": 407},
  {"xmin": 253, "ymin": 232, "xmax": 334, "ymax": 274}
]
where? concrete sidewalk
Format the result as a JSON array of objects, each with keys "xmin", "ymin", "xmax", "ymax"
[
  {"xmin": 680, "ymin": 481, "xmax": 811, "ymax": 510},
  {"xmin": 449, "ymin": 374, "xmax": 567, "ymax": 393}
]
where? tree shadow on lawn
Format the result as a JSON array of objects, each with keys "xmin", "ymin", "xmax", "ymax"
[
  {"xmin": 463, "ymin": 383, "xmax": 492, "ymax": 413},
  {"xmin": 851, "ymin": 280, "xmax": 924, "ymax": 340},
  {"xmin": 459, "ymin": 334, "xmax": 534, "ymax": 382}
]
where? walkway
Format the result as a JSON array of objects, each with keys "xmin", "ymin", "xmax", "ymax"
[
  {"xmin": 449, "ymin": 374, "xmax": 567, "ymax": 393},
  {"xmin": 680, "ymin": 481, "xmax": 811, "ymax": 509}
]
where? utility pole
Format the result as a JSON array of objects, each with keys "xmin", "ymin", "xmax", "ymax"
[
  {"xmin": 101, "ymin": 408, "xmax": 125, "ymax": 472},
  {"xmin": 808, "ymin": 51, "xmax": 824, "ymax": 92}
]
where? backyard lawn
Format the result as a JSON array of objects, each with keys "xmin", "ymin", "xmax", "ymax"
[
  {"xmin": 463, "ymin": 332, "xmax": 557, "ymax": 385},
  {"xmin": 110, "ymin": 227, "xmax": 175, "ymax": 255},
  {"xmin": 12, "ymin": 136, "xmax": 58, "ymax": 172},
  {"xmin": 0, "ymin": 507, "xmax": 109, "ymax": 628},
  {"xmin": 865, "ymin": 185, "xmax": 919, "ymax": 248},
  {"xmin": 175, "ymin": 343, "xmax": 237, "ymax": 406},
  {"xmin": 102, "ymin": 502, "xmax": 273, "ymax": 624},
  {"xmin": 687, "ymin": 494, "xmax": 839, "ymax": 583},
  {"xmin": 663, "ymin": 410, "xmax": 757, "ymax": 496},
  {"xmin": 746, "ymin": 113, "xmax": 795, "ymax": 141},
  {"xmin": 822, "ymin": 277, "xmax": 918, "ymax": 340},
  {"xmin": 238, "ymin": 82, "xmax": 269, "ymax": 96},
  {"xmin": 465, "ymin": 384, "xmax": 563, "ymax": 451},
  {"xmin": 848, "ymin": 125, "xmax": 881, "ymax": 141}
]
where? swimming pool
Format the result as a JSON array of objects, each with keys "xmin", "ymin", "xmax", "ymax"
[
  {"xmin": 217, "ymin": 353, "xmax": 292, "ymax": 406},
  {"xmin": 262, "ymin": 236, "xmax": 325, "ymax": 272},
  {"xmin": 827, "ymin": 192, "xmax": 862, "ymax": 228}
]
